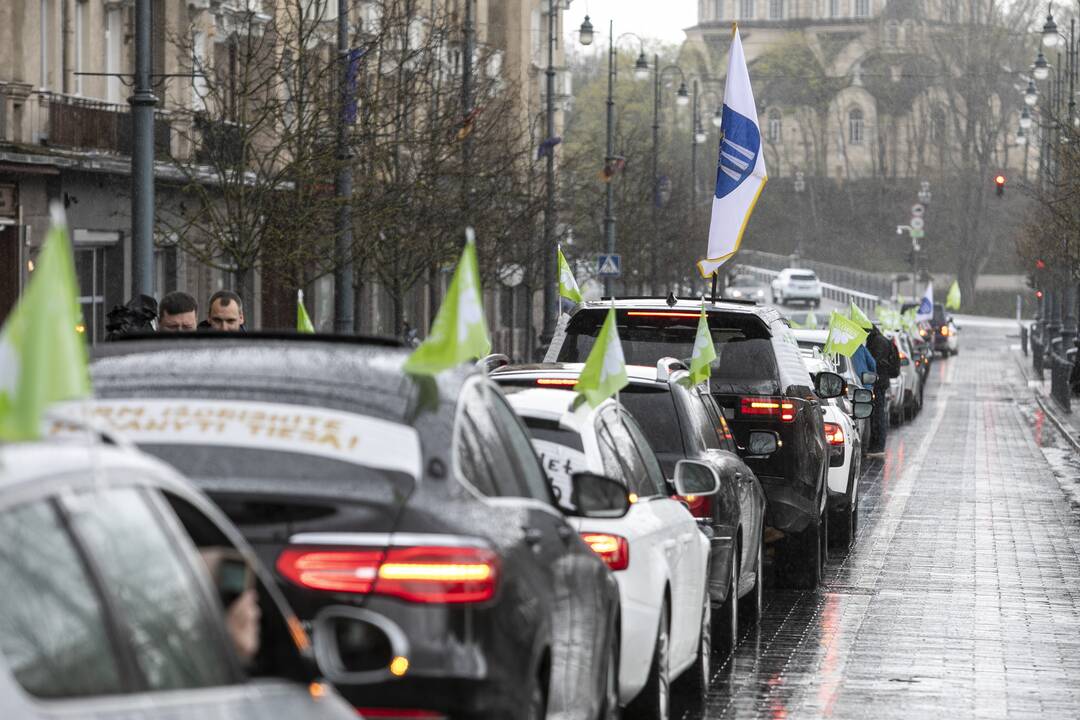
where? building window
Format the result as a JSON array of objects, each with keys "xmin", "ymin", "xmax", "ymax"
[
  {"xmin": 769, "ymin": 0, "xmax": 784, "ymax": 19},
  {"xmin": 902, "ymin": 20, "xmax": 916, "ymax": 45},
  {"xmin": 854, "ymin": 0, "xmax": 870, "ymax": 17},
  {"xmin": 829, "ymin": 0, "xmax": 841, "ymax": 16},
  {"xmin": 767, "ymin": 110, "xmax": 782, "ymax": 143},
  {"xmin": 715, "ymin": 0, "xmax": 724, "ymax": 18},
  {"xmin": 106, "ymin": 6, "xmax": 123, "ymax": 103},
  {"xmin": 848, "ymin": 108, "xmax": 864, "ymax": 145},
  {"xmin": 885, "ymin": 21, "xmax": 898, "ymax": 46},
  {"xmin": 40, "ymin": 0, "xmax": 51, "ymax": 88},
  {"xmin": 740, "ymin": 0, "xmax": 755, "ymax": 18}
]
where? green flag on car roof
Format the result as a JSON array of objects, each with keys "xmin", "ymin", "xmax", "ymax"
[
  {"xmin": 688, "ymin": 299, "xmax": 716, "ymax": 386},
  {"xmin": 875, "ymin": 305, "xmax": 901, "ymax": 331},
  {"xmin": 0, "ymin": 203, "xmax": 91, "ymax": 441},
  {"xmin": 823, "ymin": 311, "xmax": 868, "ymax": 358},
  {"xmin": 403, "ymin": 229, "xmax": 491, "ymax": 375},
  {"xmin": 848, "ymin": 301, "xmax": 873, "ymax": 330},
  {"xmin": 946, "ymin": 280, "xmax": 961, "ymax": 311},
  {"xmin": 901, "ymin": 307, "xmax": 919, "ymax": 333},
  {"xmin": 574, "ymin": 305, "xmax": 628, "ymax": 408},
  {"xmin": 297, "ymin": 290, "xmax": 315, "ymax": 333},
  {"xmin": 804, "ymin": 311, "xmax": 819, "ymax": 329},
  {"xmin": 557, "ymin": 246, "xmax": 583, "ymax": 305}
]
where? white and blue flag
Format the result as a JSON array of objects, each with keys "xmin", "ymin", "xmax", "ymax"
[
  {"xmin": 916, "ymin": 281, "xmax": 934, "ymax": 322},
  {"xmin": 698, "ymin": 26, "xmax": 768, "ymax": 278}
]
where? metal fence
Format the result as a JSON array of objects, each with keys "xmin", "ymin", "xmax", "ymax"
[
  {"xmin": 735, "ymin": 249, "xmax": 893, "ymax": 300},
  {"xmin": 46, "ymin": 93, "xmax": 171, "ymax": 157},
  {"xmin": 737, "ymin": 264, "xmax": 887, "ymax": 314}
]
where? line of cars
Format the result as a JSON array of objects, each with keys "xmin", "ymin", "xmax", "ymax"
[{"xmin": 0, "ymin": 292, "xmax": 947, "ymax": 720}]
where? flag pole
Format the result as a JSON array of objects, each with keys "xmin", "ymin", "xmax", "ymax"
[{"xmin": 710, "ymin": 274, "xmax": 718, "ymax": 303}]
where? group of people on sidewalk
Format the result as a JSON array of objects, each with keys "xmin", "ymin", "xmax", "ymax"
[
  {"xmin": 852, "ymin": 324, "xmax": 902, "ymax": 458},
  {"xmin": 105, "ymin": 290, "xmax": 246, "ymax": 338}
]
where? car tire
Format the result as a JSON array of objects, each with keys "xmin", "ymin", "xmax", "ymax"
[
  {"xmin": 597, "ymin": 633, "xmax": 620, "ymax": 720},
  {"xmin": 713, "ymin": 551, "xmax": 738, "ymax": 653},
  {"xmin": 626, "ymin": 600, "xmax": 670, "ymax": 720},
  {"xmin": 782, "ymin": 516, "xmax": 822, "ymax": 589},
  {"xmin": 679, "ymin": 591, "xmax": 712, "ymax": 707},
  {"xmin": 739, "ymin": 529, "xmax": 765, "ymax": 626},
  {"xmin": 831, "ymin": 467, "xmax": 856, "ymax": 549}
]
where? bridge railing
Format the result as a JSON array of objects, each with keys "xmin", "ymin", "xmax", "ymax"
[{"xmin": 738, "ymin": 264, "xmax": 886, "ymax": 313}]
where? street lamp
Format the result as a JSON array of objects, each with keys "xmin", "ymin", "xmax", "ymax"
[
  {"xmin": 1034, "ymin": 51, "xmax": 1051, "ymax": 81},
  {"xmin": 633, "ymin": 52, "xmax": 650, "ymax": 81},
  {"xmin": 676, "ymin": 82, "xmax": 690, "ymax": 106},
  {"xmin": 578, "ymin": 15, "xmax": 594, "ymax": 45},
  {"xmin": 1021, "ymin": 106, "xmax": 1033, "ymax": 129},
  {"xmin": 1017, "ymin": 127, "xmax": 1028, "ymax": 145},
  {"xmin": 1043, "ymin": 6, "xmax": 1060, "ymax": 48},
  {"xmin": 1025, "ymin": 79, "xmax": 1039, "ymax": 106},
  {"xmin": 712, "ymin": 107, "xmax": 723, "ymax": 127}
]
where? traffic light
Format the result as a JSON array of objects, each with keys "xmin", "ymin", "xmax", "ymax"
[
  {"xmin": 1036, "ymin": 258, "xmax": 1046, "ymax": 270},
  {"xmin": 1036, "ymin": 290, "xmax": 1044, "ymax": 300},
  {"xmin": 995, "ymin": 174, "xmax": 1006, "ymax": 196}
]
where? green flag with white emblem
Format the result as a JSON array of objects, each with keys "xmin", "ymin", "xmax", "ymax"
[
  {"xmin": 688, "ymin": 300, "xmax": 716, "ymax": 386},
  {"xmin": 823, "ymin": 311, "xmax": 868, "ymax": 357},
  {"xmin": 0, "ymin": 204, "xmax": 91, "ymax": 440},
  {"xmin": 574, "ymin": 306, "xmax": 628, "ymax": 408},
  {"xmin": 946, "ymin": 280, "xmax": 961, "ymax": 311},
  {"xmin": 557, "ymin": 246, "xmax": 583, "ymax": 304},
  {"xmin": 403, "ymin": 229, "xmax": 491, "ymax": 375},
  {"xmin": 297, "ymin": 290, "xmax": 315, "ymax": 333},
  {"xmin": 849, "ymin": 301, "xmax": 873, "ymax": 330}
]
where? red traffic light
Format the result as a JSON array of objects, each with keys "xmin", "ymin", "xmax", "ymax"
[
  {"xmin": 1036, "ymin": 259, "xmax": 1046, "ymax": 270},
  {"xmin": 995, "ymin": 174, "xmax": 1006, "ymax": 195},
  {"xmin": 1036, "ymin": 290, "xmax": 1044, "ymax": 299}
]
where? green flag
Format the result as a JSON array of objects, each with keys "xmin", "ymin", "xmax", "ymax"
[
  {"xmin": 297, "ymin": 290, "xmax": 315, "ymax": 333},
  {"xmin": 574, "ymin": 306, "xmax": 628, "ymax": 408},
  {"xmin": 946, "ymin": 280, "xmax": 961, "ymax": 311},
  {"xmin": 688, "ymin": 300, "xmax": 716, "ymax": 386},
  {"xmin": 901, "ymin": 307, "xmax": 918, "ymax": 333},
  {"xmin": 848, "ymin": 301, "xmax": 873, "ymax": 329},
  {"xmin": 805, "ymin": 311, "xmax": 819, "ymax": 329},
  {"xmin": 787, "ymin": 316, "xmax": 803, "ymax": 329},
  {"xmin": 403, "ymin": 230, "xmax": 491, "ymax": 375},
  {"xmin": 0, "ymin": 204, "xmax": 91, "ymax": 440},
  {"xmin": 557, "ymin": 246, "xmax": 583, "ymax": 304},
  {"xmin": 875, "ymin": 305, "xmax": 901, "ymax": 331},
  {"xmin": 823, "ymin": 311, "xmax": 868, "ymax": 357}
]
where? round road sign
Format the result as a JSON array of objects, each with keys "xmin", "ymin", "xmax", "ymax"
[
  {"xmin": 910, "ymin": 217, "xmax": 925, "ymax": 230},
  {"xmin": 911, "ymin": 203, "xmax": 925, "ymax": 217}
]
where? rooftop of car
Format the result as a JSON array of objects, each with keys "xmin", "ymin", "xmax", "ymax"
[
  {"xmin": 0, "ymin": 440, "xmax": 179, "ymax": 493},
  {"xmin": 91, "ymin": 333, "xmax": 475, "ymax": 424},
  {"xmin": 491, "ymin": 361, "xmax": 686, "ymax": 387},
  {"xmin": 568, "ymin": 297, "xmax": 782, "ymax": 330},
  {"xmin": 791, "ymin": 329, "xmax": 830, "ymax": 344}
]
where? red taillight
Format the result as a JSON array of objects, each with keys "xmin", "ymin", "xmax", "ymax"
[
  {"xmin": 626, "ymin": 311, "xmax": 702, "ymax": 318},
  {"xmin": 536, "ymin": 377, "xmax": 577, "ymax": 386},
  {"xmin": 823, "ymin": 422, "xmax": 845, "ymax": 446},
  {"xmin": 277, "ymin": 546, "xmax": 499, "ymax": 604},
  {"xmin": 580, "ymin": 533, "xmax": 630, "ymax": 571},
  {"xmin": 740, "ymin": 397, "xmax": 796, "ymax": 422},
  {"xmin": 898, "ymin": 351, "xmax": 908, "ymax": 361},
  {"xmin": 678, "ymin": 494, "xmax": 714, "ymax": 520}
]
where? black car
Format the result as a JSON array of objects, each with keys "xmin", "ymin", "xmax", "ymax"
[
  {"xmin": 902, "ymin": 301, "xmax": 956, "ymax": 356},
  {"xmin": 491, "ymin": 359, "xmax": 769, "ymax": 649},
  {"xmin": 546, "ymin": 298, "xmax": 845, "ymax": 589},
  {"xmin": 91, "ymin": 335, "xmax": 623, "ymax": 720}
]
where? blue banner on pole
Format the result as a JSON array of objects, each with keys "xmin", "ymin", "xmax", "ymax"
[{"xmin": 344, "ymin": 48, "xmax": 366, "ymax": 124}]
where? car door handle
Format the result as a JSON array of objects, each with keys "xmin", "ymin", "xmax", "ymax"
[
  {"xmin": 523, "ymin": 527, "xmax": 544, "ymax": 548},
  {"xmin": 662, "ymin": 539, "xmax": 677, "ymax": 551},
  {"xmin": 556, "ymin": 525, "xmax": 574, "ymax": 542}
]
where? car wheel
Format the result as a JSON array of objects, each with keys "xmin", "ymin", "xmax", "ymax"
[
  {"xmin": 739, "ymin": 529, "xmax": 765, "ymax": 626},
  {"xmin": 782, "ymin": 516, "xmax": 821, "ymax": 589},
  {"xmin": 713, "ymin": 551, "xmax": 738, "ymax": 653},
  {"xmin": 679, "ymin": 591, "xmax": 712, "ymax": 707},
  {"xmin": 626, "ymin": 600, "xmax": 670, "ymax": 720},
  {"xmin": 831, "ymin": 469, "xmax": 856, "ymax": 549},
  {"xmin": 597, "ymin": 633, "xmax": 620, "ymax": 720}
]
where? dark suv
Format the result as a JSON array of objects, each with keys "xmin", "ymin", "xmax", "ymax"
[{"xmin": 547, "ymin": 298, "xmax": 839, "ymax": 588}]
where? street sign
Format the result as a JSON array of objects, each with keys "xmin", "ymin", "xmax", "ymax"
[
  {"xmin": 910, "ymin": 228, "xmax": 925, "ymax": 239},
  {"xmin": 911, "ymin": 203, "xmax": 925, "ymax": 217},
  {"xmin": 597, "ymin": 254, "xmax": 621, "ymax": 278},
  {"xmin": 910, "ymin": 217, "xmax": 925, "ymax": 231}
]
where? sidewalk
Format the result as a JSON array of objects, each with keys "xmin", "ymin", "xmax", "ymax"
[{"xmin": 1012, "ymin": 343, "xmax": 1080, "ymax": 454}]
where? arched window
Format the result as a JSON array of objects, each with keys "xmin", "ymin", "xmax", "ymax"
[
  {"xmin": 885, "ymin": 21, "xmax": 898, "ymax": 46},
  {"xmin": 848, "ymin": 108, "xmax": 865, "ymax": 145},
  {"xmin": 769, "ymin": 0, "xmax": 784, "ymax": 19},
  {"xmin": 829, "ymin": 0, "xmax": 841, "ymax": 17},
  {"xmin": 930, "ymin": 105, "xmax": 946, "ymax": 143},
  {"xmin": 740, "ymin": 0, "xmax": 756, "ymax": 17},
  {"xmin": 767, "ymin": 110, "xmax": 782, "ymax": 143},
  {"xmin": 854, "ymin": 0, "xmax": 870, "ymax": 17},
  {"xmin": 902, "ymin": 20, "xmax": 916, "ymax": 45}
]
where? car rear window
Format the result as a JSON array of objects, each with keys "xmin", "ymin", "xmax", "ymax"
[
  {"xmin": 557, "ymin": 310, "xmax": 781, "ymax": 395},
  {"xmin": 790, "ymin": 271, "xmax": 817, "ymax": 281},
  {"xmin": 618, "ymin": 385, "xmax": 684, "ymax": 455}
]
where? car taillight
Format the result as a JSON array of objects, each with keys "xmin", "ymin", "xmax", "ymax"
[
  {"xmin": 678, "ymin": 494, "xmax": 714, "ymax": 520},
  {"xmin": 536, "ymin": 377, "xmax": 577, "ymax": 386},
  {"xmin": 898, "ymin": 351, "xmax": 908, "ymax": 361},
  {"xmin": 823, "ymin": 422, "xmax": 845, "ymax": 446},
  {"xmin": 580, "ymin": 533, "xmax": 630, "ymax": 571},
  {"xmin": 740, "ymin": 397, "xmax": 796, "ymax": 422},
  {"xmin": 277, "ymin": 546, "xmax": 499, "ymax": 603},
  {"xmin": 920, "ymin": 328, "xmax": 928, "ymax": 338}
]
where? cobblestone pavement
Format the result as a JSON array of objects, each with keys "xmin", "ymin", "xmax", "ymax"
[{"xmin": 682, "ymin": 319, "xmax": 1080, "ymax": 719}]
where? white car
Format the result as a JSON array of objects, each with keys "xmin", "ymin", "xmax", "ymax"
[
  {"xmin": 771, "ymin": 268, "xmax": 823, "ymax": 307},
  {"xmin": 886, "ymin": 331, "xmax": 921, "ymax": 423},
  {"xmin": 503, "ymin": 387, "xmax": 717, "ymax": 716},
  {"xmin": 803, "ymin": 355, "xmax": 864, "ymax": 548}
]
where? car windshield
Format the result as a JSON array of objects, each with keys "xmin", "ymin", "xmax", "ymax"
[
  {"xmin": 557, "ymin": 310, "xmax": 781, "ymax": 395},
  {"xmin": 617, "ymin": 385, "xmax": 684, "ymax": 455},
  {"xmin": 731, "ymin": 274, "xmax": 758, "ymax": 286}
]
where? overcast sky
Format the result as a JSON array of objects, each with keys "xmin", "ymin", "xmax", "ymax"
[{"xmin": 564, "ymin": 1, "xmax": 697, "ymax": 51}]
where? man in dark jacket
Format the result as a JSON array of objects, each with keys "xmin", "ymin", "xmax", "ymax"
[{"xmin": 865, "ymin": 324, "xmax": 900, "ymax": 456}]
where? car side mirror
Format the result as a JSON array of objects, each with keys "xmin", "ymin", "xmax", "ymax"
[
  {"xmin": 852, "ymin": 401, "xmax": 873, "ymax": 420},
  {"xmin": 814, "ymin": 370, "xmax": 845, "ymax": 399},
  {"xmin": 852, "ymin": 388, "xmax": 873, "ymax": 404},
  {"xmin": 568, "ymin": 472, "xmax": 630, "ymax": 518},
  {"xmin": 861, "ymin": 371, "xmax": 878, "ymax": 386},
  {"xmin": 311, "ymin": 606, "xmax": 410, "ymax": 685},
  {"xmin": 746, "ymin": 430, "xmax": 779, "ymax": 457},
  {"xmin": 672, "ymin": 459, "xmax": 721, "ymax": 497}
]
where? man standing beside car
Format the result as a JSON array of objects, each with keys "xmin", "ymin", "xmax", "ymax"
[{"xmin": 865, "ymin": 324, "xmax": 899, "ymax": 457}]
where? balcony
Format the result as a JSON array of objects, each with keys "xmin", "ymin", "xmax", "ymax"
[{"xmin": 45, "ymin": 93, "xmax": 171, "ymax": 157}]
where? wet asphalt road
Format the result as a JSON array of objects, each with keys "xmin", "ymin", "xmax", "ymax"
[{"xmin": 681, "ymin": 318, "xmax": 1080, "ymax": 719}]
